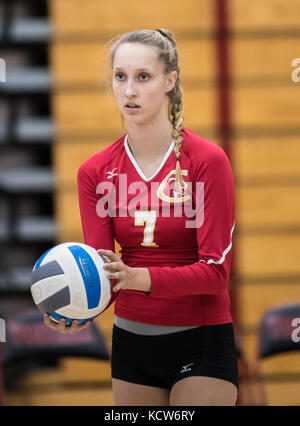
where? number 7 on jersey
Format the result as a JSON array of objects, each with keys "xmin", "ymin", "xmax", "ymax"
[{"xmin": 134, "ymin": 211, "xmax": 159, "ymax": 247}]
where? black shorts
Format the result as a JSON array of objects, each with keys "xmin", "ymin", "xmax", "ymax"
[{"xmin": 111, "ymin": 322, "xmax": 239, "ymax": 390}]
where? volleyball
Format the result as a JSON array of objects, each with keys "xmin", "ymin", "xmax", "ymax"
[{"xmin": 30, "ymin": 242, "xmax": 112, "ymax": 325}]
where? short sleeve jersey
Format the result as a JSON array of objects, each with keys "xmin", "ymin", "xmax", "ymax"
[{"xmin": 77, "ymin": 128, "xmax": 235, "ymax": 326}]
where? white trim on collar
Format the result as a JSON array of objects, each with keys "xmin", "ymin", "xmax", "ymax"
[{"xmin": 124, "ymin": 134, "xmax": 175, "ymax": 182}]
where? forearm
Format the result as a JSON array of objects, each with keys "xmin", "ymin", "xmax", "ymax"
[{"xmin": 147, "ymin": 260, "xmax": 230, "ymax": 298}]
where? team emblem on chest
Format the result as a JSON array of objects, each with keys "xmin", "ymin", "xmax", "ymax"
[{"xmin": 157, "ymin": 170, "xmax": 191, "ymax": 203}]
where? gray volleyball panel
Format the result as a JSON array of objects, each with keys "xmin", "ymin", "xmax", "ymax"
[
  {"xmin": 37, "ymin": 285, "xmax": 71, "ymax": 313},
  {"xmin": 30, "ymin": 260, "xmax": 64, "ymax": 285}
]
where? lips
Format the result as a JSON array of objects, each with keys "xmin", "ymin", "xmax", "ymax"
[{"xmin": 125, "ymin": 103, "xmax": 140, "ymax": 108}]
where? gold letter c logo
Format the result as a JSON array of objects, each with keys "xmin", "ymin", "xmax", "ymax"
[{"xmin": 157, "ymin": 170, "xmax": 191, "ymax": 203}]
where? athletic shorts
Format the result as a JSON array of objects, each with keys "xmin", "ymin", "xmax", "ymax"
[{"xmin": 111, "ymin": 322, "xmax": 239, "ymax": 390}]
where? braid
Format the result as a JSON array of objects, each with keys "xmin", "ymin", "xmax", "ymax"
[
  {"xmin": 154, "ymin": 28, "xmax": 185, "ymax": 196},
  {"xmin": 168, "ymin": 78, "xmax": 185, "ymax": 196}
]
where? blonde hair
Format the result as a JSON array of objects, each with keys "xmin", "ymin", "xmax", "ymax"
[{"xmin": 108, "ymin": 29, "xmax": 185, "ymax": 195}]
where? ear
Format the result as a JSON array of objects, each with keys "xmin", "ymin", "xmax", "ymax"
[{"xmin": 165, "ymin": 70, "xmax": 178, "ymax": 93}]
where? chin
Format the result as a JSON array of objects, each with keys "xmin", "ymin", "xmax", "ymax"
[
  {"xmin": 124, "ymin": 108, "xmax": 162, "ymax": 127},
  {"xmin": 125, "ymin": 115, "xmax": 150, "ymax": 126}
]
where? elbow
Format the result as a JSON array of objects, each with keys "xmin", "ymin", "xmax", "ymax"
[
  {"xmin": 218, "ymin": 276, "xmax": 229, "ymax": 294},
  {"xmin": 210, "ymin": 264, "xmax": 229, "ymax": 294}
]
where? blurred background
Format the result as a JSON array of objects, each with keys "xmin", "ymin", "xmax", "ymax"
[{"xmin": 0, "ymin": 0, "xmax": 300, "ymax": 406}]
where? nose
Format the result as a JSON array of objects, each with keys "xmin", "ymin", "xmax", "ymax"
[{"xmin": 125, "ymin": 78, "xmax": 137, "ymax": 98}]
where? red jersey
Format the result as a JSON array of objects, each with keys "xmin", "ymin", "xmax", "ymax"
[{"xmin": 77, "ymin": 128, "xmax": 235, "ymax": 326}]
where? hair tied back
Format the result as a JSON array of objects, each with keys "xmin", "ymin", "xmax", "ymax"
[{"xmin": 155, "ymin": 29, "xmax": 175, "ymax": 45}]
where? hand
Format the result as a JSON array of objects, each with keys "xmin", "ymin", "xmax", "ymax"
[
  {"xmin": 43, "ymin": 314, "xmax": 92, "ymax": 334},
  {"xmin": 98, "ymin": 249, "xmax": 151, "ymax": 293}
]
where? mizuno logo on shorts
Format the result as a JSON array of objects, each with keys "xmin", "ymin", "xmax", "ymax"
[{"xmin": 180, "ymin": 362, "xmax": 194, "ymax": 373}]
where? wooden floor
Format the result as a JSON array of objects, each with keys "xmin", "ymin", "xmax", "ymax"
[{"xmin": 6, "ymin": 357, "xmax": 114, "ymax": 406}]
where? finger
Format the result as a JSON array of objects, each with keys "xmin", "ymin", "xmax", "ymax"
[
  {"xmin": 113, "ymin": 284, "xmax": 121, "ymax": 292},
  {"xmin": 67, "ymin": 320, "xmax": 91, "ymax": 334},
  {"xmin": 43, "ymin": 313, "xmax": 51, "ymax": 324},
  {"xmin": 58, "ymin": 318, "xmax": 67, "ymax": 333},
  {"xmin": 97, "ymin": 249, "xmax": 120, "ymax": 262},
  {"xmin": 107, "ymin": 271, "xmax": 123, "ymax": 280},
  {"xmin": 103, "ymin": 261, "xmax": 123, "ymax": 271},
  {"xmin": 44, "ymin": 314, "xmax": 58, "ymax": 330},
  {"xmin": 68, "ymin": 319, "xmax": 78, "ymax": 329},
  {"xmin": 97, "ymin": 249, "xmax": 114, "ymax": 257},
  {"xmin": 98, "ymin": 252, "xmax": 112, "ymax": 263},
  {"xmin": 44, "ymin": 314, "xmax": 60, "ymax": 327},
  {"xmin": 64, "ymin": 319, "xmax": 79, "ymax": 334},
  {"xmin": 44, "ymin": 313, "xmax": 53, "ymax": 323},
  {"xmin": 78, "ymin": 320, "xmax": 92, "ymax": 332}
]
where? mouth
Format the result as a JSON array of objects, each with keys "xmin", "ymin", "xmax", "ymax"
[{"xmin": 125, "ymin": 103, "xmax": 141, "ymax": 110}]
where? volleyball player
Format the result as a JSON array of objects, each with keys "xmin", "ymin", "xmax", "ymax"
[{"xmin": 44, "ymin": 29, "xmax": 238, "ymax": 406}]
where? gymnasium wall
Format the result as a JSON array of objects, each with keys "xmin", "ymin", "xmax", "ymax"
[
  {"xmin": 4, "ymin": 0, "xmax": 300, "ymax": 406},
  {"xmin": 50, "ymin": 0, "xmax": 300, "ymax": 406},
  {"xmin": 229, "ymin": 0, "xmax": 300, "ymax": 405}
]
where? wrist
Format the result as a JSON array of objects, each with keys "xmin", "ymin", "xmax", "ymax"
[{"xmin": 134, "ymin": 267, "xmax": 151, "ymax": 292}]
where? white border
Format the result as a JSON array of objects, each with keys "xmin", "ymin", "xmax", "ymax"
[{"xmin": 124, "ymin": 134, "xmax": 175, "ymax": 182}]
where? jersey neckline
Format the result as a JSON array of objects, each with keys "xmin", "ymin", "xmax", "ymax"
[{"xmin": 124, "ymin": 134, "xmax": 175, "ymax": 182}]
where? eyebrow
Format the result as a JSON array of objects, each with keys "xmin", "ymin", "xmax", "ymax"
[{"xmin": 113, "ymin": 67, "xmax": 152, "ymax": 72}]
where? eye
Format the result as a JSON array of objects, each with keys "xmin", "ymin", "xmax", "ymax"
[
  {"xmin": 115, "ymin": 72, "xmax": 125, "ymax": 80},
  {"xmin": 139, "ymin": 73, "xmax": 149, "ymax": 81}
]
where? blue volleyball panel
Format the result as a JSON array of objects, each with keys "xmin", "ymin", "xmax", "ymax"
[
  {"xmin": 68, "ymin": 245, "xmax": 101, "ymax": 309},
  {"xmin": 50, "ymin": 312, "xmax": 98, "ymax": 325},
  {"xmin": 34, "ymin": 246, "xmax": 55, "ymax": 269}
]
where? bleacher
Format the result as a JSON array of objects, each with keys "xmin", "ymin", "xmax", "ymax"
[{"xmin": 0, "ymin": 1, "xmax": 55, "ymax": 295}]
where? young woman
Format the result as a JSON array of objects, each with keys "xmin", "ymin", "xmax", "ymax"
[{"xmin": 44, "ymin": 29, "xmax": 238, "ymax": 406}]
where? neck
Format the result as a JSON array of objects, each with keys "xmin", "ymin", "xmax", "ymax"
[{"xmin": 125, "ymin": 116, "xmax": 174, "ymax": 161}]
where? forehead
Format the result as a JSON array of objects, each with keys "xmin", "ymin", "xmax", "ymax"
[{"xmin": 113, "ymin": 42, "xmax": 162, "ymax": 71}]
